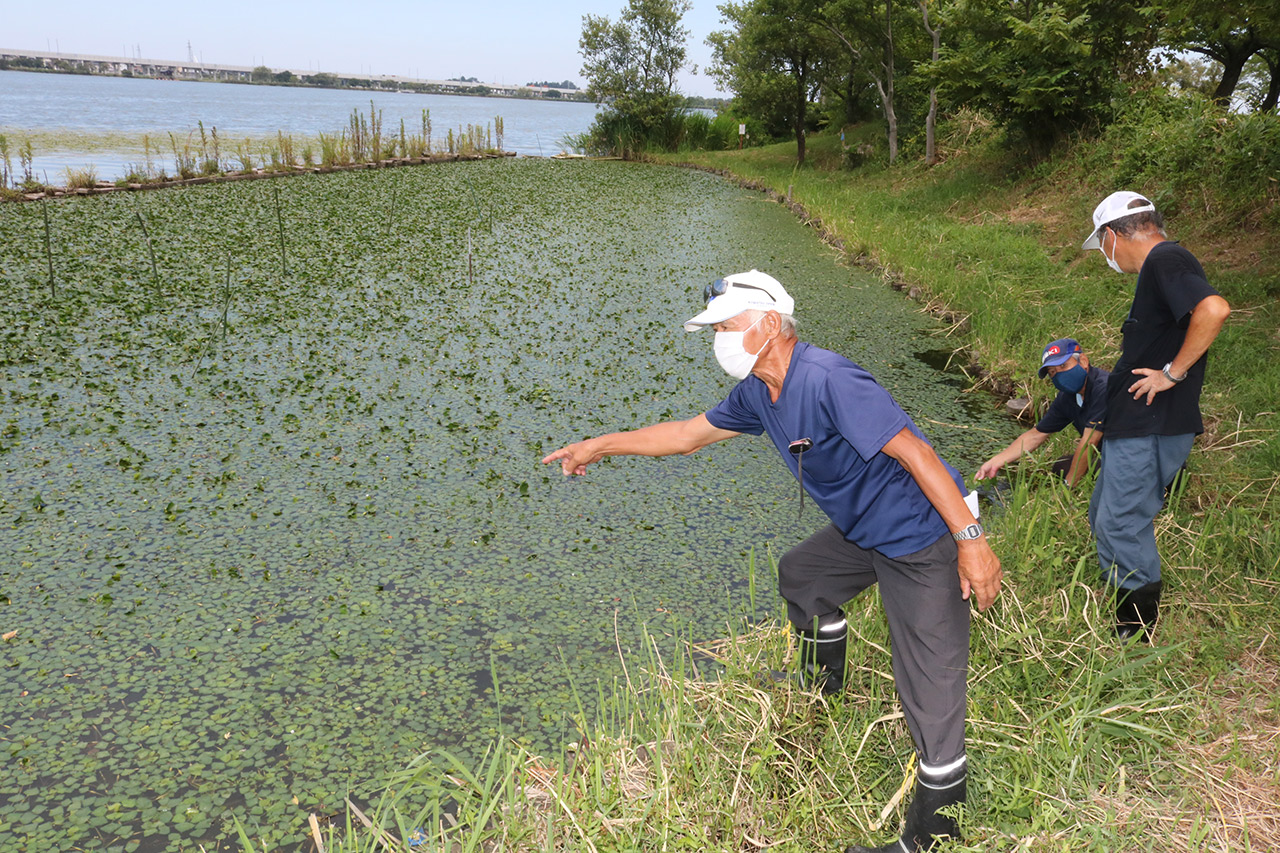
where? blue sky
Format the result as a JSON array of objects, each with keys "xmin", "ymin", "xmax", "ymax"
[{"xmin": 4, "ymin": 0, "xmax": 729, "ymax": 97}]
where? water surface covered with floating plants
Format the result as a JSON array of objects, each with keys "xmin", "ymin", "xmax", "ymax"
[{"xmin": 0, "ymin": 159, "xmax": 1018, "ymax": 851}]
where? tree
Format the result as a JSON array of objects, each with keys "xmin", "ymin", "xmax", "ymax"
[
  {"xmin": 819, "ymin": 0, "xmax": 912, "ymax": 163},
  {"xmin": 251, "ymin": 65, "xmax": 272, "ymax": 84},
  {"xmin": 919, "ymin": 0, "xmax": 943, "ymax": 164},
  {"xmin": 580, "ymin": 0, "xmax": 692, "ymax": 133},
  {"xmin": 1159, "ymin": 0, "xmax": 1279, "ymax": 105},
  {"xmin": 1247, "ymin": 48, "xmax": 1280, "ymax": 112},
  {"xmin": 928, "ymin": 0, "xmax": 1157, "ymax": 155},
  {"xmin": 710, "ymin": 0, "xmax": 829, "ymax": 165}
]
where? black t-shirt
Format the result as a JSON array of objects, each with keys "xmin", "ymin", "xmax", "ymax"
[
  {"xmin": 1104, "ymin": 241, "xmax": 1219, "ymax": 439},
  {"xmin": 1035, "ymin": 365, "xmax": 1109, "ymax": 435}
]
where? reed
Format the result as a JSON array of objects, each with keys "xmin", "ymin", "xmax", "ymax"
[
  {"xmin": 318, "ymin": 132, "xmax": 339, "ymax": 168},
  {"xmin": 168, "ymin": 131, "xmax": 196, "ymax": 180},
  {"xmin": 369, "ymin": 101, "xmax": 383, "ymax": 164},
  {"xmin": 234, "ymin": 139, "xmax": 255, "ymax": 173},
  {"xmin": 20, "ymin": 138, "xmax": 37, "ymax": 190},
  {"xmin": 0, "ymin": 134, "xmax": 12, "ymax": 189},
  {"xmin": 62, "ymin": 166, "xmax": 98, "ymax": 189},
  {"xmin": 142, "ymin": 134, "xmax": 157, "ymax": 179},
  {"xmin": 276, "ymin": 131, "xmax": 296, "ymax": 170},
  {"xmin": 196, "ymin": 120, "xmax": 220, "ymax": 175}
]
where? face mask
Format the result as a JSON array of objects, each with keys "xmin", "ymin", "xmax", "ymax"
[
  {"xmin": 1051, "ymin": 364, "xmax": 1087, "ymax": 396},
  {"xmin": 1101, "ymin": 229, "xmax": 1124, "ymax": 274},
  {"xmin": 713, "ymin": 316, "xmax": 766, "ymax": 380}
]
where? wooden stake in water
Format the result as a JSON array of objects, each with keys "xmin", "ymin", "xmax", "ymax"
[
  {"xmin": 134, "ymin": 203, "xmax": 160, "ymax": 288},
  {"xmin": 220, "ymin": 251, "xmax": 232, "ymax": 344},
  {"xmin": 41, "ymin": 198, "xmax": 55, "ymax": 299},
  {"xmin": 191, "ymin": 253, "xmax": 233, "ymax": 379},
  {"xmin": 467, "ymin": 226, "xmax": 474, "ymax": 287},
  {"xmin": 273, "ymin": 184, "xmax": 289, "ymax": 277}
]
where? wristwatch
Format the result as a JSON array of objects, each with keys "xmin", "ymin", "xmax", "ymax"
[
  {"xmin": 1162, "ymin": 362, "xmax": 1186, "ymax": 384},
  {"xmin": 952, "ymin": 522, "xmax": 984, "ymax": 541}
]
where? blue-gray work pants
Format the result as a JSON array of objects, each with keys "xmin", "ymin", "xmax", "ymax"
[
  {"xmin": 1089, "ymin": 433, "xmax": 1195, "ymax": 590},
  {"xmin": 777, "ymin": 526, "xmax": 968, "ymax": 766}
]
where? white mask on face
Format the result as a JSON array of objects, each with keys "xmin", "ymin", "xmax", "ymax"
[
  {"xmin": 1102, "ymin": 229, "xmax": 1124, "ymax": 274},
  {"xmin": 713, "ymin": 316, "xmax": 767, "ymax": 380}
]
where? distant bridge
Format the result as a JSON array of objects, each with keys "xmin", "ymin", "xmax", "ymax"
[{"xmin": 0, "ymin": 48, "xmax": 582, "ymax": 99}]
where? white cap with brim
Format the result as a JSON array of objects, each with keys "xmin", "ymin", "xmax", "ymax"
[
  {"xmin": 1082, "ymin": 190, "xmax": 1157, "ymax": 250},
  {"xmin": 684, "ymin": 269, "xmax": 795, "ymax": 332}
]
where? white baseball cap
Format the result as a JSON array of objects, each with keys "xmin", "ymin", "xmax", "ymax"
[
  {"xmin": 1082, "ymin": 191, "xmax": 1157, "ymax": 250},
  {"xmin": 684, "ymin": 269, "xmax": 795, "ymax": 331}
]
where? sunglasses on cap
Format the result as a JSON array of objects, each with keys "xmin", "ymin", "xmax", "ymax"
[{"xmin": 703, "ymin": 278, "xmax": 778, "ymax": 304}]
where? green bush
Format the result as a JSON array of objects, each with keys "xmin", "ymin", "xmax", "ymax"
[
  {"xmin": 706, "ymin": 112, "xmax": 768, "ymax": 151},
  {"xmin": 677, "ymin": 112, "xmax": 711, "ymax": 150},
  {"xmin": 1082, "ymin": 88, "xmax": 1280, "ymax": 228}
]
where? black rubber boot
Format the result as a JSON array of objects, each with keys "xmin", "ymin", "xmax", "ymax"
[
  {"xmin": 797, "ymin": 615, "xmax": 847, "ymax": 695},
  {"xmin": 845, "ymin": 761, "xmax": 966, "ymax": 853},
  {"xmin": 1115, "ymin": 580, "xmax": 1162, "ymax": 643}
]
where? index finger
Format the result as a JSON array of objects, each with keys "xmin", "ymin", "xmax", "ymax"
[{"xmin": 540, "ymin": 448, "xmax": 568, "ymax": 465}]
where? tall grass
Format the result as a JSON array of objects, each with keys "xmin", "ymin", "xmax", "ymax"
[{"xmin": 282, "ymin": 452, "xmax": 1277, "ymax": 852}]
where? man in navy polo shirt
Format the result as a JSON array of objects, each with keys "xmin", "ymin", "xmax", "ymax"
[
  {"xmin": 543, "ymin": 269, "xmax": 1002, "ymax": 853},
  {"xmin": 1081, "ymin": 192, "xmax": 1230, "ymax": 643},
  {"xmin": 976, "ymin": 338, "xmax": 1108, "ymax": 488}
]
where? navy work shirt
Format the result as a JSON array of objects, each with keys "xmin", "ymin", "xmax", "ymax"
[
  {"xmin": 1035, "ymin": 365, "xmax": 1109, "ymax": 435},
  {"xmin": 705, "ymin": 342, "xmax": 966, "ymax": 558}
]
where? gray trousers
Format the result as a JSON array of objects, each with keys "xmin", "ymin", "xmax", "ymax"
[
  {"xmin": 777, "ymin": 525, "xmax": 968, "ymax": 765},
  {"xmin": 1089, "ymin": 433, "xmax": 1195, "ymax": 590}
]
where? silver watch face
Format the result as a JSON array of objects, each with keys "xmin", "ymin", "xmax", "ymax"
[{"xmin": 954, "ymin": 523, "xmax": 983, "ymax": 540}]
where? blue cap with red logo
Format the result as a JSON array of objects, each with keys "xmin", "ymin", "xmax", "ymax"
[{"xmin": 1038, "ymin": 338, "xmax": 1081, "ymax": 378}]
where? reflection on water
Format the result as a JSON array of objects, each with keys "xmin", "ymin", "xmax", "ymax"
[{"xmin": 0, "ymin": 69, "xmax": 601, "ymax": 179}]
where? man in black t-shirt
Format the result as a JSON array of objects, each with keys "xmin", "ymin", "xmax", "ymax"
[
  {"xmin": 976, "ymin": 338, "xmax": 1108, "ymax": 488},
  {"xmin": 1081, "ymin": 191, "xmax": 1230, "ymax": 642}
]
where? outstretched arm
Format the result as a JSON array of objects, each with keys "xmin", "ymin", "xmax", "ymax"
[
  {"xmin": 883, "ymin": 428, "xmax": 1003, "ymax": 611},
  {"xmin": 541, "ymin": 414, "xmax": 740, "ymax": 476},
  {"xmin": 975, "ymin": 427, "xmax": 1051, "ymax": 481}
]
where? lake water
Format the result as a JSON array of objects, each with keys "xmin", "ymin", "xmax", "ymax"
[{"xmin": 0, "ymin": 69, "xmax": 601, "ymax": 180}]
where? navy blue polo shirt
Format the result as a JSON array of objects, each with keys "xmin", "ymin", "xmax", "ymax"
[
  {"xmin": 1034, "ymin": 365, "xmax": 1109, "ymax": 435},
  {"xmin": 705, "ymin": 342, "xmax": 964, "ymax": 558}
]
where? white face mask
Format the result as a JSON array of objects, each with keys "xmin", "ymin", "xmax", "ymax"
[
  {"xmin": 713, "ymin": 316, "xmax": 767, "ymax": 380},
  {"xmin": 1101, "ymin": 229, "xmax": 1124, "ymax": 274}
]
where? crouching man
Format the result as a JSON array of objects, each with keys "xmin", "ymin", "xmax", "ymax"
[{"xmin": 542, "ymin": 270, "xmax": 1002, "ymax": 852}]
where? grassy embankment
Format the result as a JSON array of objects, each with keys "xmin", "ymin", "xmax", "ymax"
[{"xmin": 264, "ymin": 123, "xmax": 1279, "ymax": 853}]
